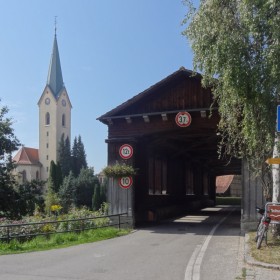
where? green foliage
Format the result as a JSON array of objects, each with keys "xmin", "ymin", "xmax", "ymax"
[
  {"xmin": 103, "ymin": 164, "xmax": 136, "ymax": 178},
  {"xmin": 58, "ymin": 135, "xmax": 72, "ymax": 177},
  {"xmin": 92, "ymin": 183, "xmax": 107, "ymax": 211},
  {"xmin": 183, "ymin": 1, "xmax": 280, "ymax": 173},
  {"xmin": 16, "ymin": 180, "xmax": 45, "ymax": 216},
  {"xmin": 58, "ymin": 168, "xmax": 100, "ymax": 210},
  {"xmin": 56, "ymin": 162, "xmax": 63, "ymax": 190},
  {"xmin": 49, "ymin": 161, "xmax": 57, "ymax": 192},
  {"xmin": 0, "ymin": 204, "xmax": 112, "ymax": 242},
  {"xmin": 58, "ymin": 134, "xmax": 88, "ymax": 179},
  {"xmin": 58, "ymin": 171, "xmax": 76, "ymax": 212},
  {"xmin": 75, "ymin": 168, "xmax": 97, "ymax": 208},
  {"xmin": 0, "ymin": 227, "xmax": 131, "ymax": 255},
  {"xmin": 100, "ymin": 182, "xmax": 107, "ymax": 205},
  {"xmin": 44, "ymin": 188, "xmax": 60, "ymax": 215},
  {"xmin": 71, "ymin": 135, "xmax": 88, "ymax": 177},
  {"xmin": 0, "ymin": 184, "xmax": 20, "ymax": 219},
  {"xmin": 92, "ymin": 184, "xmax": 101, "ymax": 211},
  {"xmin": 96, "ymin": 202, "xmax": 109, "ymax": 216},
  {"xmin": 0, "ymin": 101, "xmax": 20, "ymax": 219},
  {"xmin": 216, "ymin": 196, "xmax": 241, "ymax": 206},
  {"xmin": 48, "ymin": 160, "xmax": 63, "ymax": 193},
  {"xmin": 0, "ymin": 102, "xmax": 20, "ymax": 157}
]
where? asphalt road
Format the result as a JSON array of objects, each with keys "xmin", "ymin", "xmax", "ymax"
[{"xmin": 0, "ymin": 206, "xmax": 242, "ymax": 280}]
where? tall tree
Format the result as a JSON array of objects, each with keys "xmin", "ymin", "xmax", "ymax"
[
  {"xmin": 71, "ymin": 135, "xmax": 88, "ymax": 177},
  {"xmin": 56, "ymin": 161, "xmax": 63, "ymax": 190},
  {"xmin": 71, "ymin": 136, "xmax": 79, "ymax": 176},
  {"xmin": 183, "ymin": 0, "xmax": 280, "ymax": 201},
  {"xmin": 58, "ymin": 134, "xmax": 72, "ymax": 177},
  {"xmin": 77, "ymin": 135, "xmax": 87, "ymax": 169},
  {"xmin": 58, "ymin": 171, "xmax": 76, "ymax": 212},
  {"xmin": 49, "ymin": 160, "xmax": 57, "ymax": 192},
  {"xmin": 92, "ymin": 184, "xmax": 101, "ymax": 211},
  {"xmin": 0, "ymin": 101, "xmax": 20, "ymax": 218},
  {"xmin": 75, "ymin": 167, "xmax": 97, "ymax": 208},
  {"xmin": 48, "ymin": 160, "xmax": 63, "ymax": 193}
]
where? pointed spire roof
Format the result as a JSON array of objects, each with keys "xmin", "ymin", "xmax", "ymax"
[{"xmin": 47, "ymin": 34, "xmax": 64, "ymax": 98}]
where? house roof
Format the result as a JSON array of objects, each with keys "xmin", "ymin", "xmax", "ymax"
[
  {"xmin": 46, "ymin": 34, "xmax": 64, "ymax": 98},
  {"xmin": 216, "ymin": 175, "xmax": 234, "ymax": 194},
  {"xmin": 97, "ymin": 67, "xmax": 203, "ymax": 122},
  {"xmin": 13, "ymin": 147, "xmax": 41, "ymax": 166}
]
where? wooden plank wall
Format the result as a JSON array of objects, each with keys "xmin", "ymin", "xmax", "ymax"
[{"xmin": 241, "ymin": 160, "xmax": 265, "ymax": 232}]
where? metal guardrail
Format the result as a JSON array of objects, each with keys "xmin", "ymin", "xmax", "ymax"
[{"xmin": 0, "ymin": 213, "xmax": 129, "ymax": 242}]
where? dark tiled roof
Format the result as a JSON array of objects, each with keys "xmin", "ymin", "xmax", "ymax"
[{"xmin": 47, "ymin": 34, "xmax": 64, "ymax": 98}]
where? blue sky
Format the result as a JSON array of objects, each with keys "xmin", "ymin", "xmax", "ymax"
[{"xmin": 0, "ymin": 0, "xmax": 195, "ymax": 173}]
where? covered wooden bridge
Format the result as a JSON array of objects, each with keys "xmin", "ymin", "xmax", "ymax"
[{"xmin": 98, "ymin": 67, "xmax": 244, "ymax": 225}]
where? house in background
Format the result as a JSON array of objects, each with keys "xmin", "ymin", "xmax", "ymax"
[
  {"xmin": 12, "ymin": 147, "xmax": 41, "ymax": 183},
  {"xmin": 216, "ymin": 175, "xmax": 242, "ymax": 197}
]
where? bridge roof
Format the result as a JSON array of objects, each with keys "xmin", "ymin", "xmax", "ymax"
[{"xmin": 99, "ymin": 67, "xmax": 241, "ymax": 175}]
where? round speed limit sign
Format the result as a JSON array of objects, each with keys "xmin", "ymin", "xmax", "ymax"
[
  {"xmin": 175, "ymin": 112, "xmax": 192, "ymax": 127},
  {"xmin": 119, "ymin": 176, "xmax": 133, "ymax": 189},
  {"xmin": 119, "ymin": 144, "xmax": 133, "ymax": 159}
]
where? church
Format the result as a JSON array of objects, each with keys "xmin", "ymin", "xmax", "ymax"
[{"xmin": 13, "ymin": 32, "xmax": 72, "ymax": 183}]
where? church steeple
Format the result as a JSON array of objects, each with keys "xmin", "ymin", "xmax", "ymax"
[
  {"xmin": 38, "ymin": 27, "xmax": 72, "ymax": 181},
  {"xmin": 46, "ymin": 34, "xmax": 64, "ymax": 98}
]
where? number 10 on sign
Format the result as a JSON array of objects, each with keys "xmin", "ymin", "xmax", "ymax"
[{"xmin": 119, "ymin": 176, "xmax": 133, "ymax": 189}]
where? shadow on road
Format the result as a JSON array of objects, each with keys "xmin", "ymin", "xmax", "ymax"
[{"xmin": 137, "ymin": 205, "xmax": 241, "ymax": 237}]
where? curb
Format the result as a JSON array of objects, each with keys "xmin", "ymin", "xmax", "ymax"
[{"xmin": 244, "ymin": 233, "xmax": 280, "ymax": 270}]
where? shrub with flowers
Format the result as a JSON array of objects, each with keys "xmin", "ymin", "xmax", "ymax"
[
  {"xmin": 103, "ymin": 164, "xmax": 136, "ymax": 178},
  {"xmin": 0, "ymin": 203, "xmax": 111, "ymax": 242},
  {"xmin": 50, "ymin": 204, "xmax": 63, "ymax": 216}
]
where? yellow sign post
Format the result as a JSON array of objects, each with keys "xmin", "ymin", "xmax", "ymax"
[{"xmin": 265, "ymin": 158, "xmax": 280, "ymax": 164}]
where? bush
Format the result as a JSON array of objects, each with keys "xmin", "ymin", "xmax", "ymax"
[
  {"xmin": 0, "ymin": 204, "xmax": 111, "ymax": 241},
  {"xmin": 103, "ymin": 164, "xmax": 136, "ymax": 178}
]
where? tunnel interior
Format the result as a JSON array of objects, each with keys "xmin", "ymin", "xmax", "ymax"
[{"xmin": 132, "ymin": 113, "xmax": 242, "ymax": 224}]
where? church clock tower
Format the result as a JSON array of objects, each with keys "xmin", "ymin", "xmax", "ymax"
[{"xmin": 38, "ymin": 32, "xmax": 72, "ymax": 181}]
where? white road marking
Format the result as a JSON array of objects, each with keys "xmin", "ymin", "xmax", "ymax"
[{"xmin": 184, "ymin": 209, "xmax": 234, "ymax": 280}]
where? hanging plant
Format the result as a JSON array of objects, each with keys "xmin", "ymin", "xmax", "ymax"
[{"xmin": 102, "ymin": 164, "xmax": 137, "ymax": 178}]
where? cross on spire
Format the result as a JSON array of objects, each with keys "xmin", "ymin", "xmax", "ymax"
[{"xmin": 54, "ymin": 16, "xmax": 57, "ymax": 36}]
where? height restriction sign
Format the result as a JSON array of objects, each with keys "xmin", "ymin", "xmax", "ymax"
[
  {"xmin": 119, "ymin": 144, "xmax": 133, "ymax": 159},
  {"xmin": 175, "ymin": 112, "xmax": 192, "ymax": 127}
]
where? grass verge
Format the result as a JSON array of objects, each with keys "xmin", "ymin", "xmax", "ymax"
[
  {"xmin": 248, "ymin": 231, "xmax": 280, "ymax": 265},
  {"xmin": 0, "ymin": 227, "xmax": 131, "ymax": 255},
  {"xmin": 216, "ymin": 196, "xmax": 241, "ymax": 205}
]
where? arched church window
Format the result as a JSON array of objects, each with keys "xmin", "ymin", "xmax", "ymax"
[
  {"xmin": 62, "ymin": 114, "xmax": 65, "ymax": 126},
  {"xmin": 45, "ymin": 112, "xmax": 50, "ymax": 125},
  {"xmin": 36, "ymin": 171, "xmax": 39, "ymax": 180},
  {"xmin": 22, "ymin": 170, "xmax": 27, "ymax": 183}
]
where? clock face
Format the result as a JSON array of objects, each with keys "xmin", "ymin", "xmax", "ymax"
[
  {"xmin": 45, "ymin": 98, "xmax": 50, "ymax": 105},
  {"xmin": 62, "ymin": 99, "xmax": 66, "ymax": 107}
]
